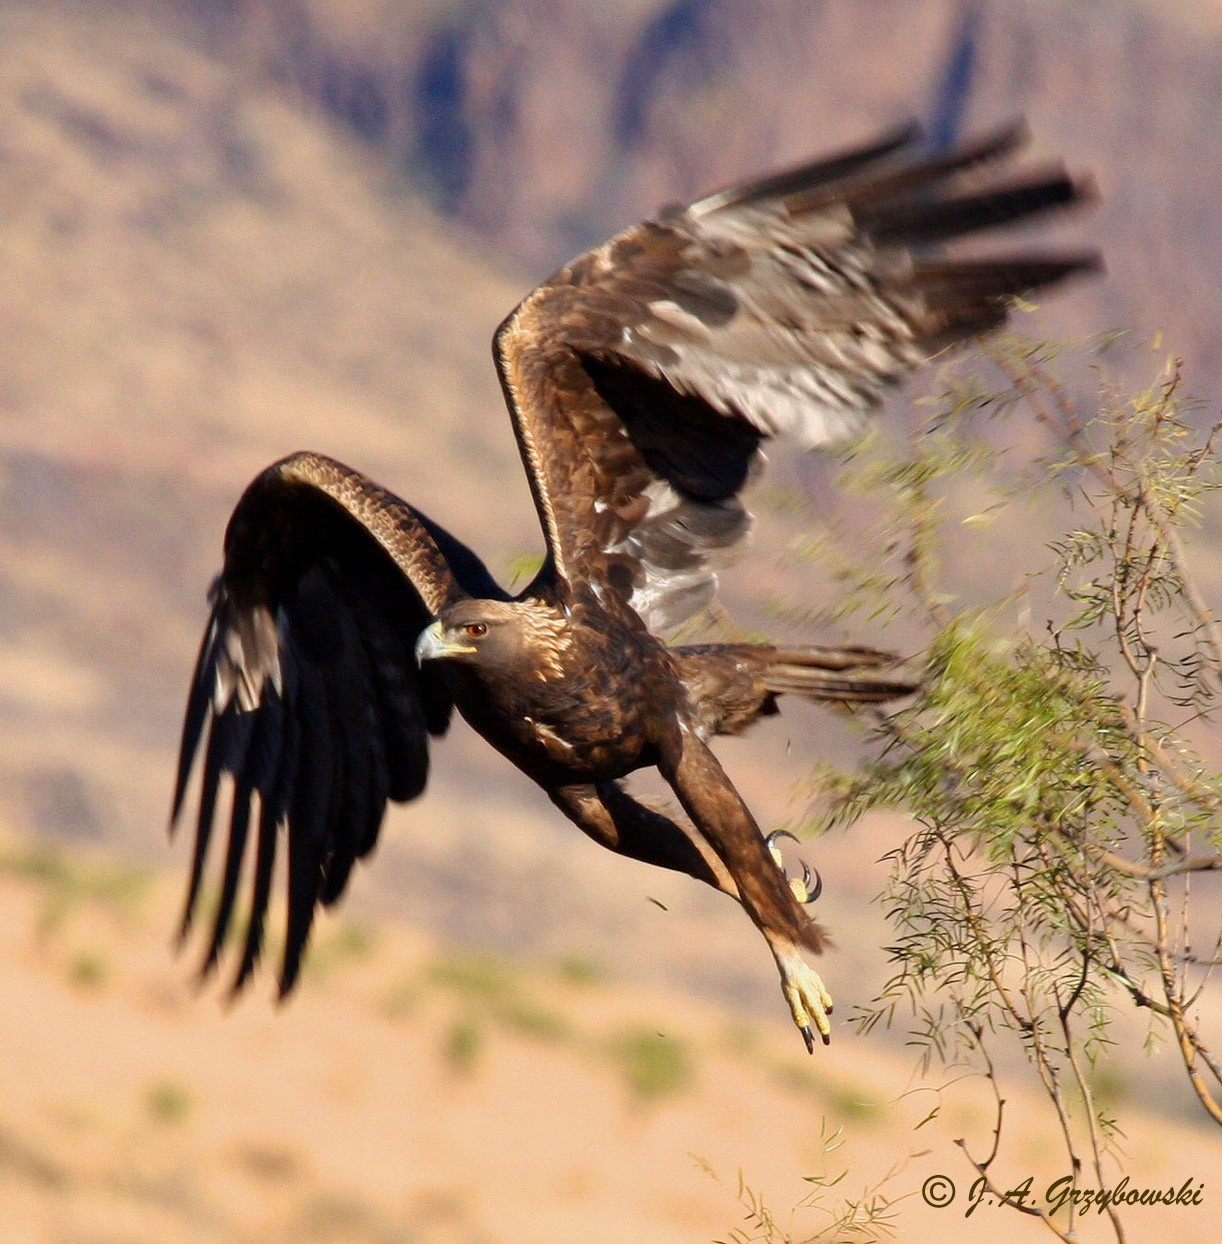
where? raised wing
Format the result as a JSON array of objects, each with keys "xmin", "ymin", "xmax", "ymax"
[
  {"xmin": 494, "ymin": 123, "xmax": 1096, "ymax": 630},
  {"xmin": 171, "ymin": 451, "xmax": 503, "ymax": 996}
]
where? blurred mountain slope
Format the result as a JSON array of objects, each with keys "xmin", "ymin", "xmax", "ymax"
[
  {"xmin": 0, "ymin": 841, "xmax": 1215, "ymax": 1244},
  {"xmin": 214, "ymin": 0, "xmax": 1221, "ymax": 393},
  {"xmin": 0, "ymin": 3, "xmax": 539, "ymax": 852}
]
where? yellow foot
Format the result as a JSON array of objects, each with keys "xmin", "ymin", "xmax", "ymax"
[{"xmin": 771, "ymin": 941, "xmax": 834, "ymax": 1053}]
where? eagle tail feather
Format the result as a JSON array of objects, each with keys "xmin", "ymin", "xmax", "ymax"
[
  {"xmin": 676, "ymin": 642, "xmax": 917, "ymax": 741},
  {"xmin": 761, "ymin": 645, "xmax": 919, "ymax": 705}
]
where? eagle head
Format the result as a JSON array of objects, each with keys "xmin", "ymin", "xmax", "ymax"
[{"xmin": 414, "ymin": 598, "xmax": 570, "ymax": 680}]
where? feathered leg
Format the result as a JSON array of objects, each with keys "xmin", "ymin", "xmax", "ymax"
[
  {"xmin": 658, "ymin": 723, "xmax": 834, "ymax": 1051},
  {"xmin": 550, "ymin": 781, "xmax": 827, "ymax": 930},
  {"xmin": 548, "ymin": 781, "xmax": 740, "ymax": 897}
]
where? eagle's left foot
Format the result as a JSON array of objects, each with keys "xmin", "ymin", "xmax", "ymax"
[
  {"xmin": 766, "ymin": 830, "xmax": 823, "ymax": 905},
  {"xmin": 770, "ymin": 939, "xmax": 834, "ymax": 1052}
]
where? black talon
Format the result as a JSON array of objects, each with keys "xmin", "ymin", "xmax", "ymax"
[
  {"xmin": 768, "ymin": 831, "xmax": 824, "ymax": 904},
  {"xmin": 801, "ymin": 1024, "xmax": 815, "ymax": 1054},
  {"xmin": 766, "ymin": 828, "xmax": 801, "ymax": 863},
  {"xmin": 800, "ymin": 863, "xmax": 823, "ymax": 904}
]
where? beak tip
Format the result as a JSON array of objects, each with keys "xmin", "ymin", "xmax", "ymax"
[{"xmin": 414, "ymin": 619, "xmax": 443, "ymax": 666}]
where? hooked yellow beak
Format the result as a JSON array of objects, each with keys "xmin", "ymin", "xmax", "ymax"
[{"xmin": 414, "ymin": 619, "xmax": 476, "ymax": 665}]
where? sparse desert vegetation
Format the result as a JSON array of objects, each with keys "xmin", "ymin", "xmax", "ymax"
[{"xmin": 0, "ymin": 828, "xmax": 1217, "ymax": 1244}]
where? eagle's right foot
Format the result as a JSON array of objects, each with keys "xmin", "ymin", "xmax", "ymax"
[{"xmin": 769, "ymin": 938, "xmax": 834, "ymax": 1052}]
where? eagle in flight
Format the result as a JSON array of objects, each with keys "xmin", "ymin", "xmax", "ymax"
[{"xmin": 172, "ymin": 123, "xmax": 1094, "ymax": 1051}]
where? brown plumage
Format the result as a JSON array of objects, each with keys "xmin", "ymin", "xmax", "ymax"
[{"xmin": 172, "ymin": 123, "xmax": 1095, "ymax": 1049}]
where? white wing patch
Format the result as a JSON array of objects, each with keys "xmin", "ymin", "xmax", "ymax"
[
  {"xmin": 630, "ymin": 230, "xmax": 927, "ymax": 450},
  {"xmin": 604, "ymin": 479, "xmax": 749, "ymax": 632},
  {"xmin": 212, "ymin": 599, "xmax": 283, "ymax": 712}
]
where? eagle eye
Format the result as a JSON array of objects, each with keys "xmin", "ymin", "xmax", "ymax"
[{"xmin": 463, "ymin": 623, "xmax": 488, "ymax": 638}]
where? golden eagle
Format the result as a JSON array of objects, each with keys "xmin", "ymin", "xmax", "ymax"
[{"xmin": 172, "ymin": 124, "xmax": 1094, "ymax": 1050}]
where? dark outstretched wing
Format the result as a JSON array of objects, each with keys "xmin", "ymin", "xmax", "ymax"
[
  {"xmin": 494, "ymin": 123, "xmax": 1096, "ymax": 630},
  {"xmin": 171, "ymin": 450, "xmax": 502, "ymax": 996}
]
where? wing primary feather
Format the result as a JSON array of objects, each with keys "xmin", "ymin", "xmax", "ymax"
[
  {"xmin": 351, "ymin": 623, "xmax": 393, "ymax": 856},
  {"xmin": 861, "ymin": 172, "xmax": 1083, "ymax": 247},
  {"xmin": 230, "ymin": 790, "xmax": 279, "ymax": 996},
  {"xmin": 912, "ymin": 255, "xmax": 1101, "ymax": 301},
  {"xmin": 170, "ymin": 618, "xmax": 221, "ymax": 828},
  {"xmin": 279, "ymin": 811, "xmax": 322, "ymax": 999},
  {"xmin": 363, "ymin": 749, "xmax": 390, "ymax": 858},
  {"xmin": 339, "ymin": 601, "xmax": 380, "ymax": 859},
  {"xmin": 242, "ymin": 699, "xmax": 301, "ymax": 991},
  {"xmin": 320, "ymin": 663, "xmax": 364, "ymax": 906},
  {"xmin": 178, "ymin": 715, "xmax": 225, "ymax": 944},
  {"xmin": 689, "ymin": 121, "xmax": 923, "ymax": 216},
  {"xmin": 228, "ymin": 686, "xmax": 291, "ymax": 995},
  {"xmin": 278, "ymin": 665, "xmax": 332, "ymax": 998},
  {"xmin": 783, "ymin": 120, "xmax": 1029, "ymax": 216},
  {"xmin": 199, "ymin": 763, "xmax": 255, "ymax": 979}
]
